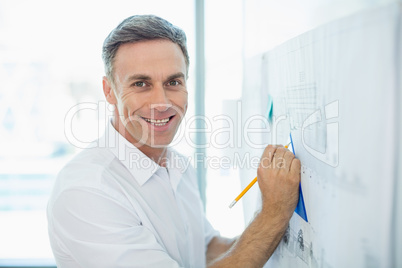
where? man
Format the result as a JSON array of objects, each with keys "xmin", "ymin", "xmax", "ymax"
[{"xmin": 47, "ymin": 15, "xmax": 301, "ymax": 268}]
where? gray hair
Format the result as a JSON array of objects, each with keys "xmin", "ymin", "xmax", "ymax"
[{"xmin": 102, "ymin": 15, "xmax": 189, "ymax": 83}]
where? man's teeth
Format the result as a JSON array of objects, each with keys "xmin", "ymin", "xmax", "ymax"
[{"xmin": 143, "ymin": 117, "xmax": 171, "ymax": 126}]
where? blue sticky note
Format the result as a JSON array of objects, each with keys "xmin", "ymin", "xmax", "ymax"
[
  {"xmin": 289, "ymin": 133, "xmax": 308, "ymax": 222},
  {"xmin": 296, "ymin": 184, "xmax": 308, "ymax": 222}
]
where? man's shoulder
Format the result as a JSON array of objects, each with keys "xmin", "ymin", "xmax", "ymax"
[
  {"xmin": 48, "ymin": 145, "xmax": 137, "ymax": 215},
  {"xmin": 55, "ymin": 146, "xmax": 117, "ymax": 189},
  {"xmin": 66, "ymin": 145, "xmax": 114, "ymax": 168}
]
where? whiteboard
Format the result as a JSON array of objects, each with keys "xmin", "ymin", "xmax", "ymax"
[{"xmin": 240, "ymin": 3, "xmax": 402, "ymax": 267}]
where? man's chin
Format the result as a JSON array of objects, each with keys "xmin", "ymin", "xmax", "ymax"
[{"xmin": 134, "ymin": 139, "xmax": 173, "ymax": 149}]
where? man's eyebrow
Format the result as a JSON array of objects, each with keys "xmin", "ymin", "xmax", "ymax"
[
  {"xmin": 126, "ymin": 72, "xmax": 186, "ymax": 83},
  {"xmin": 166, "ymin": 72, "xmax": 186, "ymax": 81},
  {"xmin": 126, "ymin": 74, "xmax": 152, "ymax": 82}
]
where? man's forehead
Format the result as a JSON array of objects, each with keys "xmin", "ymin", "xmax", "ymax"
[
  {"xmin": 115, "ymin": 40, "xmax": 185, "ymax": 62},
  {"xmin": 112, "ymin": 40, "xmax": 187, "ymax": 82}
]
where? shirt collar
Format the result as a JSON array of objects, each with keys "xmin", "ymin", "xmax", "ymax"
[
  {"xmin": 101, "ymin": 120, "xmax": 187, "ymax": 191},
  {"xmin": 164, "ymin": 149, "xmax": 189, "ymax": 193}
]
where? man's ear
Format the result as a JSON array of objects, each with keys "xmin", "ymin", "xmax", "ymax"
[{"xmin": 103, "ymin": 76, "xmax": 117, "ymax": 105}]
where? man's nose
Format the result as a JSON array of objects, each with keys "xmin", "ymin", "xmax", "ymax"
[{"xmin": 150, "ymin": 85, "xmax": 171, "ymax": 112}]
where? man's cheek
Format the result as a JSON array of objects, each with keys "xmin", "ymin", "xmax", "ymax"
[{"xmin": 117, "ymin": 100, "xmax": 132, "ymax": 121}]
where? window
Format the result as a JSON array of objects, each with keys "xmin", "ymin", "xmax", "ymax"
[{"xmin": 204, "ymin": 0, "xmax": 245, "ymax": 237}]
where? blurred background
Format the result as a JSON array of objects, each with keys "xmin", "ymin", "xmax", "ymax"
[{"xmin": 0, "ymin": 0, "xmax": 245, "ymax": 266}]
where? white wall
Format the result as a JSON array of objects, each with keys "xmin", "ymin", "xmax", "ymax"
[{"xmin": 242, "ymin": 0, "xmax": 398, "ymax": 58}]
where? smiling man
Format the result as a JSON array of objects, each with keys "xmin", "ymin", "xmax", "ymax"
[
  {"xmin": 47, "ymin": 15, "xmax": 301, "ymax": 268},
  {"xmin": 103, "ymin": 38, "xmax": 188, "ymax": 162}
]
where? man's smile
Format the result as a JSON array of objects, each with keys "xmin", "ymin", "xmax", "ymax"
[{"xmin": 141, "ymin": 115, "xmax": 175, "ymax": 127}]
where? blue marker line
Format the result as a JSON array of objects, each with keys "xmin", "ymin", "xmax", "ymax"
[{"xmin": 289, "ymin": 132, "xmax": 295, "ymax": 155}]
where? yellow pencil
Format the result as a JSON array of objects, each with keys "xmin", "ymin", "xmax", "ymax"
[{"xmin": 229, "ymin": 143, "xmax": 291, "ymax": 208}]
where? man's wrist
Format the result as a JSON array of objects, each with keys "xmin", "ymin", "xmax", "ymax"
[{"xmin": 258, "ymin": 206, "xmax": 290, "ymax": 235}]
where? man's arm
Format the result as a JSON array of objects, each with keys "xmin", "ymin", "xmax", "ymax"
[
  {"xmin": 206, "ymin": 236, "xmax": 237, "ymax": 265},
  {"xmin": 207, "ymin": 145, "xmax": 300, "ymax": 267}
]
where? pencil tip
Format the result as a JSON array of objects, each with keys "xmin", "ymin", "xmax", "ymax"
[{"xmin": 229, "ymin": 200, "xmax": 237, "ymax": 208}]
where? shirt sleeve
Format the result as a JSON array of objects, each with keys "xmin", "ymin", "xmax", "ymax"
[
  {"xmin": 48, "ymin": 187, "xmax": 182, "ymax": 268},
  {"xmin": 184, "ymin": 161, "xmax": 220, "ymax": 252}
]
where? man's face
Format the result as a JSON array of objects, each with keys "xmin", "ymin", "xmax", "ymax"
[{"xmin": 105, "ymin": 39, "xmax": 188, "ymax": 149}]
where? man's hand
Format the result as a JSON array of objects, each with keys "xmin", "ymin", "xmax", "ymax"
[
  {"xmin": 207, "ymin": 144, "xmax": 301, "ymax": 268},
  {"xmin": 257, "ymin": 145, "xmax": 301, "ymax": 223}
]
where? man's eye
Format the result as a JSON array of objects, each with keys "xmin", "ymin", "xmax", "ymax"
[
  {"xmin": 168, "ymin": 80, "xmax": 180, "ymax": 86},
  {"xmin": 134, "ymin": 81, "xmax": 146, "ymax": 87}
]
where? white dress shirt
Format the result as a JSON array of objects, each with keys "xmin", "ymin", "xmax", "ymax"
[{"xmin": 47, "ymin": 121, "xmax": 219, "ymax": 268}]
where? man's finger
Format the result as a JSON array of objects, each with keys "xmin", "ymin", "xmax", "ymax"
[
  {"xmin": 290, "ymin": 158, "xmax": 301, "ymax": 182},
  {"xmin": 272, "ymin": 147, "xmax": 287, "ymax": 169},
  {"xmin": 283, "ymin": 150, "xmax": 295, "ymax": 171},
  {"xmin": 260, "ymin": 145, "xmax": 279, "ymax": 168}
]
